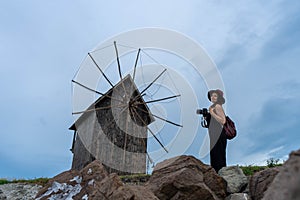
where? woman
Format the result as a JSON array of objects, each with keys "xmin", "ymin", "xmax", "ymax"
[{"xmin": 206, "ymin": 89, "xmax": 227, "ymax": 172}]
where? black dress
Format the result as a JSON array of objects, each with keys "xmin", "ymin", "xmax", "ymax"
[{"xmin": 207, "ymin": 113, "xmax": 227, "ymax": 172}]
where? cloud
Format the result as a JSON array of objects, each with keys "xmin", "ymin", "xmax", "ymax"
[
  {"xmin": 216, "ymin": 0, "xmax": 300, "ymax": 130},
  {"xmin": 230, "ymin": 84, "xmax": 300, "ymax": 165},
  {"xmin": 215, "ymin": 1, "xmax": 300, "ymax": 68},
  {"xmin": 234, "ymin": 146, "xmax": 285, "ymax": 166}
]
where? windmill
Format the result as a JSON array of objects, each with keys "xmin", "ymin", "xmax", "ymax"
[{"xmin": 69, "ymin": 41, "xmax": 182, "ymax": 175}]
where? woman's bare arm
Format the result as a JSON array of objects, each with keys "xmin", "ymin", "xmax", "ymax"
[{"xmin": 210, "ymin": 104, "xmax": 226, "ymax": 125}]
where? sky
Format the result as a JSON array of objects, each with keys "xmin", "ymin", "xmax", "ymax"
[{"xmin": 1, "ymin": 0, "xmax": 300, "ymax": 179}]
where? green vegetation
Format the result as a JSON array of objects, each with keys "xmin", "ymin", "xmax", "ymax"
[
  {"xmin": 240, "ymin": 158, "xmax": 283, "ymax": 176},
  {"xmin": 240, "ymin": 165, "xmax": 268, "ymax": 176},
  {"xmin": 266, "ymin": 158, "xmax": 281, "ymax": 168},
  {"xmin": 0, "ymin": 177, "xmax": 49, "ymax": 186},
  {"xmin": 0, "ymin": 179, "xmax": 10, "ymax": 185},
  {"xmin": 119, "ymin": 174, "xmax": 151, "ymax": 185}
]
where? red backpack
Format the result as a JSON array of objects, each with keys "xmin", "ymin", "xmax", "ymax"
[{"xmin": 223, "ymin": 116, "xmax": 237, "ymax": 140}]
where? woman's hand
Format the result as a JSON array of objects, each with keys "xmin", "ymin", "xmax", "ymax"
[{"xmin": 209, "ymin": 105, "xmax": 215, "ymax": 113}]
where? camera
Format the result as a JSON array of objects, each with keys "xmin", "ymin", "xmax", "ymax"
[
  {"xmin": 196, "ymin": 108, "xmax": 210, "ymax": 128},
  {"xmin": 196, "ymin": 108, "xmax": 209, "ymax": 117}
]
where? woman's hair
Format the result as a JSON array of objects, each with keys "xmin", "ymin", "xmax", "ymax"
[{"xmin": 207, "ymin": 89, "xmax": 225, "ymax": 104}]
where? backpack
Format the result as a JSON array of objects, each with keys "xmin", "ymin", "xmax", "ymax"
[{"xmin": 223, "ymin": 116, "xmax": 237, "ymax": 140}]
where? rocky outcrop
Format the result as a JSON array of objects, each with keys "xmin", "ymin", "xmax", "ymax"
[
  {"xmin": 262, "ymin": 149, "xmax": 300, "ymax": 200},
  {"xmin": 11, "ymin": 149, "xmax": 299, "ymax": 199},
  {"xmin": 0, "ymin": 183, "xmax": 42, "ymax": 200},
  {"xmin": 249, "ymin": 167, "xmax": 280, "ymax": 200},
  {"xmin": 218, "ymin": 166, "xmax": 248, "ymax": 194},
  {"xmin": 145, "ymin": 155, "xmax": 227, "ymax": 200},
  {"xmin": 35, "ymin": 160, "xmax": 158, "ymax": 200},
  {"xmin": 34, "ymin": 156, "xmax": 253, "ymax": 199}
]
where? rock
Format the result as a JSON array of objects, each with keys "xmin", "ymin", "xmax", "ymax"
[
  {"xmin": 35, "ymin": 169, "xmax": 80, "ymax": 198},
  {"xmin": 0, "ymin": 183, "xmax": 42, "ymax": 200},
  {"xmin": 121, "ymin": 174, "xmax": 150, "ymax": 185},
  {"xmin": 218, "ymin": 166, "xmax": 248, "ymax": 193},
  {"xmin": 111, "ymin": 185, "xmax": 159, "ymax": 200},
  {"xmin": 249, "ymin": 167, "xmax": 280, "ymax": 200},
  {"xmin": 0, "ymin": 188, "xmax": 6, "ymax": 200},
  {"xmin": 262, "ymin": 149, "xmax": 300, "ymax": 200},
  {"xmin": 80, "ymin": 159, "xmax": 109, "ymax": 182},
  {"xmin": 242, "ymin": 179, "xmax": 250, "ymax": 194},
  {"xmin": 145, "ymin": 155, "xmax": 227, "ymax": 200},
  {"xmin": 87, "ymin": 173, "xmax": 124, "ymax": 199},
  {"xmin": 36, "ymin": 159, "xmax": 157, "ymax": 200},
  {"xmin": 225, "ymin": 193, "xmax": 250, "ymax": 200}
]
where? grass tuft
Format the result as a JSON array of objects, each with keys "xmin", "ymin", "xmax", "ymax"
[
  {"xmin": 239, "ymin": 165, "xmax": 268, "ymax": 176},
  {"xmin": 0, "ymin": 178, "xmax": 49, "ymax": 186}
]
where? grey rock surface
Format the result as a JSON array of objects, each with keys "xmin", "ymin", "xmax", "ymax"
[
  {"xmin": 225, "ymin": 193, "xmax": 250, "ymax": 200},
  {"xmin": 218, "ymin": 166, "xmax": 248, "ymax": 193},
  {"xmin": 0, "ymin": 183, "xmax": 42, "ymax": 200}
]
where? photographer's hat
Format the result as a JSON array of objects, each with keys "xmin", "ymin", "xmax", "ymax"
[{"xmin": 208, "ymin": 89, "xmax": 225, "ymax": 104}]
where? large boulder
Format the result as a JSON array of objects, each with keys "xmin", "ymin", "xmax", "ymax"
[
  {"xmin": 262, "ymin": 149, "xmax": 300, "ymax": 200},
  {"xmin": 35, "ymin": 160, "xmax": 158, "ymax": 200},
  {"xmin": 249, "ymin": 167, "xmax": 280, "ymax": 200},
  {"xmin": 145, "ymin": 155, "xmax": 227, "ymax": 200},
  {"xmin": 218, "ymin": 166, "xmax": 248, "ymax": 193}
]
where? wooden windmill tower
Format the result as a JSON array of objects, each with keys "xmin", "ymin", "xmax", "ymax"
[{"xmin": 69, "ymin": 74, "xmax": 154, "ymax": 174}]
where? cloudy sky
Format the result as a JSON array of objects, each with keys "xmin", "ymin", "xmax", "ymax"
[{"xmin": 1, "ymin": 0, "xmax": 300, "ymax": 179}]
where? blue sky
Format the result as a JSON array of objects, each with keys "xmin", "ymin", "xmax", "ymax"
[{"xmin": 1, "ymin": 0, "xmax": 300, "ymax": 179}]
